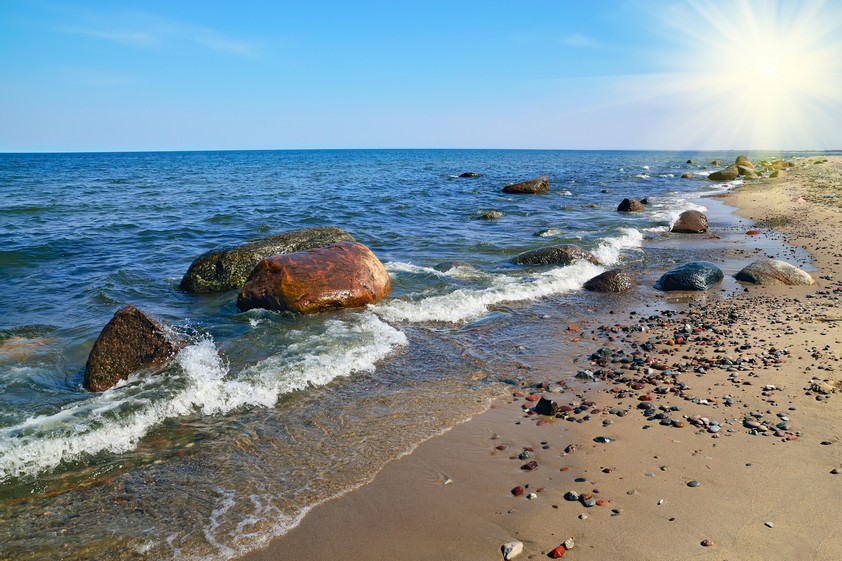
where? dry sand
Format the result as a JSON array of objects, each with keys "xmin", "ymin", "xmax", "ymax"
[{"xmin": 241, "ymin": 156, "xmax": 842, "ymax": 561}]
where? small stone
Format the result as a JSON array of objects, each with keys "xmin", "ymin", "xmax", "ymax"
[
  {"xmin": 562, "ymin": 538, "xmax": 575, "ymax": 550},
  {"xmin": 501, "ymin": 541, "xmax": 524, "ymax": 560},
  {"xmin": 578, "ymin": 513, "xmax": 588, "ymax": 520},
  {"xmin": 565, "ymin": 491, "xmax": 580, "ymax": 501},
  {"xmin": 526, "ymin": 492, "xmax": 538, "ymax": 500},
  {"xmin": 512, "ymin": 486, "xmax": 525, "ymax": 497},
  {"xmin": 701, "ymin": 539, "xmax": 715, "ymax": 547},
  {"xmin": 582, "ymin": 497, "xmax": 597, "ymax": 507},
  {"xmin": 830, "ymin": 468, "xmax": 840, "ymax": 475},
  {"xmin": 687, "ymin": 480, "xmax": 701, "ymax": 487},
  {"xmin": 549, "ymin": 545, "xmax": 567, "ymax": 559},
  {"xmin": 764, "ymin": 521, "xmax": 774, "ymax": 528},
  {"xmin": 594, "ymin": 436, "xmax": 614, "ymax": 444},
  {"xmin": 521, "ymin": 461, "xmax": 538, "ymax": 471}
]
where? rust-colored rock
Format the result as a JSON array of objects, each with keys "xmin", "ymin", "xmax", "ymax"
[
  {"xmin": 549, "ymin": 544, "xmax": 567, "ymax": 558},
  {"xmin": 671, "ymin": 210, "xmax": 709, "ymax": 233},
  {"xmin": 502, "ymin": 176, "xmax": 549, "ymax": 194},
  {"xmin": 84, "ymin": 305, "xmax": 184, "ymax": 392},
  {"xmin": 237, "ymin": 242, "xmax": 391, "ymax": 314}
]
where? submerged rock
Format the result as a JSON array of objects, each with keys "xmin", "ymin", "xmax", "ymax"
[
  {"xmin": 512, "ymin": 245, "xmax": 599, "ymax": 266},
  {"xmin": 502, "ymin": 176, "xmax": 549, "ymax": 194},
  {"xmin": 180, "ymin": 226, "xmax": 355, "ymax": 294},
  {"xmin": 476, "ymin": 210, "xmax": 502, "ymax": 220},
  {"xmin": 657, "ymin": 261, "xmax": 724, "ymax": 291},
  {"xmin": 671, "ymin": 210, "xmax": 709, "ymax": 233},
  {"xmin": 458, "ymin": 172, "xmax": 483, "ymax": 178},
  {"xmin": 681, "ymin": 173, "xmax": 694, "ymax": 179},
  {"xmin": 617, "ymin": 198, "xmax": 645, "ymax": 212},
  {"xmin": 237, "ymin": 241, "xmax": 391, "ymax": 314},
  {"xmin": 734, "ymin": 259, "xmax": 815, "ymax": 286},
  {"xmin": 583, "ymin": 269, "xmax": 635, "ymax": 292},
  {"xmin": 84, "ymin": 305, "xmax": 184, "ymax": 392},
  {"xmin": 708, "ymin": 165, "xmax": 740, "ymax": 181},
  {"xmin": 433, "ymin": 261, "xmax": 474, "ymax": 273}
]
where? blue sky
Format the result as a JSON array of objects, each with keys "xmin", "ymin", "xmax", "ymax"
[{"xmin": 2, "ymin": 1, "xmax": 841, "ymax": 152}]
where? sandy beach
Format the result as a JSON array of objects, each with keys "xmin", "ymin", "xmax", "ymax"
[{"xmin": 240, "ymin": 156, "xmax": 842, "ymax": 561}]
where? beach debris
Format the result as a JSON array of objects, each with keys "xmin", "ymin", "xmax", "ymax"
[
  {"xmin": 583, "ymin": 269, "xmax": 636, "ymax": 293},
  {"xmin": 501, "ymin": 541, "xmax": 523, "ymax": 560},
  {"xmin": 512, "ymin": 244, "xmax": 599, "ymax": 266},
  {"xmin": 180, "ymin": 226, "xmax": 354, "ymax": 293},
  {"xmin": 84, "ymin": 304, "xmax": 185, "ymax": 392},
  {"xmin": 237, "ymin": 241, "xmax": 391, "ymax": 314},
  {"xmin": 656, "ymin": 261, "xmax": 724, "ymax": 291},
  {"xmin": 670, "ymin": 210, "xmax": 709, "ymax": 234},
  {"xmin": 502, "ymin": 175, "xmax": 549, "ymax": 194},
  {"xmin": 562, "ymin": 538, "xmax": 575, "ymax": 550},
  {"xmin": 617, "ymin": 198, "xmax": 645, "ymax": 212}
]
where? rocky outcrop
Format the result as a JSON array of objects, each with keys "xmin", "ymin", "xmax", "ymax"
[
  {"xmin": 657, "ymin": 261, "xmax": 724, "ymax": 291},
  {"xmin": 708, "ymin": 165, "xmax": 740, "ymax": 181},
  {"xmin": 583, "ymin": 269, "xmax": 635, "ymax": 292},
  {"xmin": 734, "ymin": 259, "xmax": 815, "ymax": 286},
  {"xmin": 671, "ymin": 210, "xmax": 709, "ymax": 233},
  {"xmin": 502, "ymin": 176, "xmax": 549, "ymax": 194},
  {"xmin": 710, "ymin": 160, "xmax": 722, "ymax": 166},
  {"xmin": 237, "ymin": 241, "xmax": 391, "ymax": 314},
  {"xmin": 459, "ymin": 172, "xmax": 483, "ymax": 178},
  {"xmin": 513, "ymin": 245, "xmax": 599, "ymax": 266},
  {"xmin": 735, "ymin": 155, "xmax": 754, "ymax": 168},
  {"xmin": 476, "ymin": 211, "xmax": 502, "ymax": 220},
  {"xmin": 617, "ymin": 198, "xmax": 645, "ymax": 212},
  {"xmin": 84, "ymin": 305, "xmax": 184, "ymax": 392},
  {"xmin": 180, "ymin": 227, "xmax": 355, "ymax": 294}
]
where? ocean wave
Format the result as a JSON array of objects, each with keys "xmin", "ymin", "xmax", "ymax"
[
  {"xmin": 592, "ymin": 228, "xmax": 644, "ymax": 265},
  {"xmin": 0, "ymin": 313, "xmax": 406, "ymax": 481}
]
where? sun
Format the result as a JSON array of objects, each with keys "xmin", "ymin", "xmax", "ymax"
[{"xmin": 660, "ymin": 0, "xmax": 842, "ymax": 150}]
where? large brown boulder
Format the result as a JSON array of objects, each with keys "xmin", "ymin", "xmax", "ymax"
[
  {"xmin": 502, "ymin": 176, "xmax": 549, "ymax": 194},
  {"xmin": 735, "ymin": 155, "xmax": 754, "ymax": 168},
  {"xmin": 617, "ymin": 198, "xmax": 645, "ymax": 212},
  {"xmin": 513, "ymin": 244, "xmax": 599, "ymax": 266},
  {"xmin": 734, "ymin": 259, "xmax": 815, "ymax": 286},
  {"xmin": 671, "ymin": 210, "xmax": 709, "ymax": 233},
  {"xmin": 583, "ymin": 269, "xmax": 635, "ymax": 292},
  {"xmin": 180, "ymin": 226, "xmax": 355, "ymax": 294},
  {"xmin": 708, "ymin": 165, "xmax": 740, "ymax": 181},
  {"xmin": 237, "ymin": 241, "xmax": 391, "ymax": 314},
  {"xmin": 84, "ymin": 305, "xmax": 184, "ymax": 392}
]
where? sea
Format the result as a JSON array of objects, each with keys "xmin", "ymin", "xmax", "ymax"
[{"xmin": 0, "ymin": 149, "xmax": 815, "ymax": 560}]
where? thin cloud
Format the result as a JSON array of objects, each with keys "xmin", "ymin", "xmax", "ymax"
[
  {"xmin": 63, "ymin": 26, "xmax": 162, "ymax": 48},
  {"xmin": 562, "ymin": 32, "xmax": 601, "ymax": 48}
]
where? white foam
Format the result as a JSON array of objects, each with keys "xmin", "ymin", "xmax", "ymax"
[
  {"xmin": 635, "ymin": 173, "xmax": 650, "ymax": 179},
  {"xmin": 373, "ymin": 260, "xmax": 603, "ymax": 324},
  {"xmin": 592, "ymin": 228, "xmax": 644, "ymax": 265},
  {"xmin": 0, "ymin": 313, "xmax": 406, "ymax": 481},
  {"xmin": 386, "ymin": 260, "xmax": 489, "ymax": 281}
]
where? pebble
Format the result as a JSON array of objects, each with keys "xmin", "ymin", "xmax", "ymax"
[
  {"xmin": 582, "ymin": 497, "xmax": 597, "ymax": 507},
  {"xmin": 765, "ymin": 521, "xmax": 774, "ymax": 528},
  {"xmin": 501, "ymin": 541, "xmax": 524, "ymax": 560},
  {"xmin": 564, "ymin": 491, "xmax": 580, "ymax": 501},
  {"xmin": 701, "ymin": 539, "xmax": 715, "ymax": 547},
  {"xmin": 521, "ymin": 461, "xmax": 538, "ymax": 471},
  {"xmin": 512, "ymin": 486, "xmax": 525, "ymax": 497},
  {"xmin": 594, "ymin": 436, "xmax": 614, "ymax": 444},
  {"xmin": 526, "ymin": 492, "xmax": 538, "ymax": 500},
  {"xmin": 687, "ymin": 480, "xmax": 701, "ymax": 487},
  {"xmin": 831, "ymin": 468, "xmax": 840, "ymax": 475}
]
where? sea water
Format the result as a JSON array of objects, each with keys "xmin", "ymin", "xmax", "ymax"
[{"xmin": 0, "ymin": 149, "xmax": 807, "ymax": 560}]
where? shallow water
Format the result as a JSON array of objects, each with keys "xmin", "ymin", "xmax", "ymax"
[{"xmin": 0, "ymin": 149, "xmax": 810, "ymax": 560}]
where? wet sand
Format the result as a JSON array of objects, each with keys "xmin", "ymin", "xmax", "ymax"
[{"xmin": 240, "ymin": 156, "xmax": 842, "ymax": 561}]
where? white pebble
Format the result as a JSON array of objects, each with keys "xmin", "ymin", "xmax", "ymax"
[{"xmin": 501, "ymin": 541, "xmax": 524, "ymax": 560}]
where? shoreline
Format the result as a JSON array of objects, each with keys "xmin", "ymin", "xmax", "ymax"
[{"xmin": 239, "ymin": 156, "xmax": 842, "ymax": 561}]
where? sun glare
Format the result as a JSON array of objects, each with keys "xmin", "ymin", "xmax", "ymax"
[{"xmin": 662, "ymin": 0, "xmax": 842, "ymax": 149}]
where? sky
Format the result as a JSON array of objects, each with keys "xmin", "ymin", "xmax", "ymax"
[{"xmin": 1, "ymin": 0, "xmax": 841, "ymax": 152}]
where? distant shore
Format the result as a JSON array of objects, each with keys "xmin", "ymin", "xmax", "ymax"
[{"xmin": 239, "ymin": 156, "xmax": 842, "ymax": 561}]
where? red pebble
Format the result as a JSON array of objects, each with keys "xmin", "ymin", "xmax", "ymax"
[
  {"xmin": 525, "ymin": 395, "xmax": 540, "ymax": 402},
  {"xmin": 596, "ymin": 499, "xmax": 609, "ymax": 506},
  {"xmin": 512, "ymin": 486, "xmax": 525, "ymax": 496},
  {"xmin": 746, "ymin": 229, "xmax": 761, "ymax": 235},
  {"xmin": 549, "ymin": 545, "xmax": 567, "ymax": 558},
  {"xmin": 639, "ymin": 394, "xmax": 653, "ymax": 401}
]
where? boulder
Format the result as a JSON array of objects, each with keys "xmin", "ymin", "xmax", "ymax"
[
  {"xmin": 708, "ymin": 165, "xmax": 740, "ymax": 181},
  {"xmin": 710, "ymin": 160, "xmax": 722, "ymax": 166},
  {"xmin": 583, "ymin": 269, "xmax": 635, "ymax": 292},
  {"xmin": 771, "ymin": 160, "xmax": 793, "ymax": 170},
  {"xmin": 180, "ymin": 226, "xmax": 355, "ymax": 294},
  {"xmin": 657, "ymin": 261, "xmax": 724, "ymax": 291},
  {"xmin": 686, "ymin": 159, "xmax": 695, "ymax": 164},
  {"xmin": 476, "ymin": 210, "xmax": 502, "ymax": 220},
  {"xmin": 617, "ymin": 198, "xmax": 645, "ymax": 212},
  {"xmin": 458, "ymin": 172, "xmax": 483, "ymax": 178},
  {"xmin": 84, "ymin": 305, "xmax": 184, "ymax": 392},
  {"xmin": 770, "ymin": 170, "xmax": 788, "ymax": 178},
  {"xmin": 237, "ymin": 241, "xmax": 391, "ymax": 314},
  {"xmin": 681, "ymin": 173, "xmax": 694, "ymax": 179},
  {"xmin": 502, "ymin": 176, "xmax": 549, "ymax": 194},
  {"xmin": 735, "ymin": 155, "xmax": 754, "ymax": 168},
  {"xmin": 671, "ymin": 210, "xmax": 709, "ymax": 233},
  {"xmin": 513, "ymin": 245, "xmax": 599, "ymax": 266},
  {"xmin": 734, "ymin": 259, "xmax": 815, "ymax": 286}
]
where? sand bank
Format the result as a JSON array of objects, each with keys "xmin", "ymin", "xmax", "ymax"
[{"xmin": 240, "ymin": 156, "xmax": 842, "ymax": 561}]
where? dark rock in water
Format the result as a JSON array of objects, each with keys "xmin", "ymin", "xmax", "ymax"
[
  {"xmin": 502, "ymin": 176, "xmax": 549, "ymax": 194},
  {"xmin": 84, "ymin": 305, "xmax": 184, "ymax": 392},
  {"xmin": 710, "ymin": 159, "xmax": 721, "ymax": 166},
  {"xmin": 708, "ymin": 166, "xmax": 740, "ymax": 181},
  {"xmin": 583, "ymin": 269, "xmax": 635, "ymax": 292},
  {"xmin": 476, "ymin": 210, "xmax": 502, "ymax": 220},
  {"xmin": 734, "ymin": 259, "xmax": 815, "ymax": 286},
  {"xmin": 617, "ymin": 198, "xmax": 645, "ymax": 212},
  {"xmin": 434, "ymin": 261, "xmax": 474, "ymax": 273},
  {"xmin": 735, "ymin": 155, "xmax": 754, "ymax": 168},
  {"xmin": 681, "ymin": 173, "xmax": 694, "ymax": 179},
  {"xmin": 237, "ymin": 241, "xmax": 391, "ymax": 314},
  {"xmin": 657, "ymin": 261, "xmax": 724, "ymax": 291},
  {"xmin": 671, "ymin": 210, "xmax": 709, "ymax": 233},
  {"xmin": 535, "ymin": 397, "xmax": 559, "ymax": 416},
  {"xmin": 459, "ymin": 172, "xmax": 483, "ymax": 178},
  {"xmin": 180, "ymin": 226, "xmax": 355, "ymax": 294},
  {"xmin": 640, "ymin": 197, "xmax": 651, "ymax": 205},
  {"xmin": 513, "ymin": 245, "xmax": 599, "ymax": 266},
  {"xmin": 686, "ymin": 159, "xmax": 695, "ymax": 164}
]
